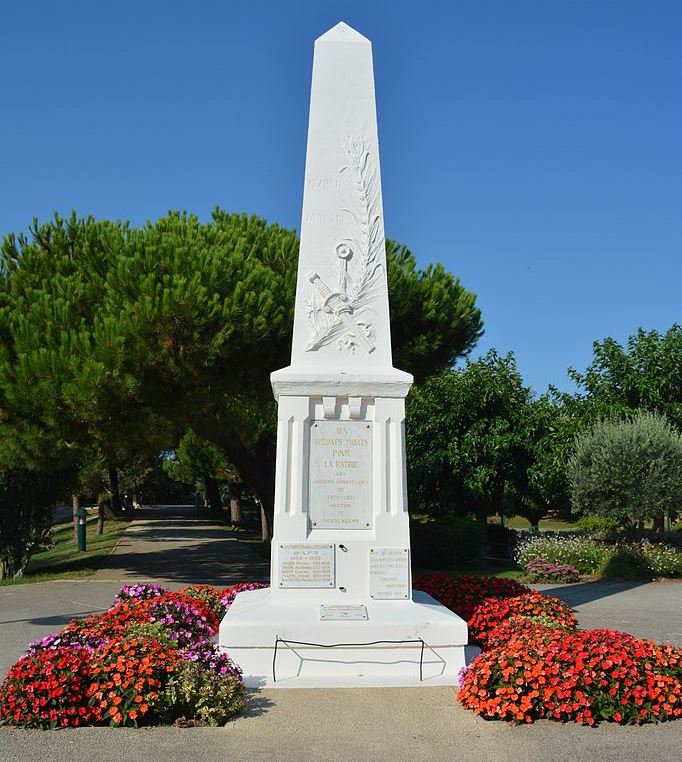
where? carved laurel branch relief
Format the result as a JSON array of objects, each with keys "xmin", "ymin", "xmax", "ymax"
[{"xmin": 304, "ymin": 137, "xmax": 384, "ymax": 354}]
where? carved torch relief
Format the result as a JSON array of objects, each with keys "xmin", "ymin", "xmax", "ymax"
[{"xmin": 304, "ymin": 137, "xmax": 384, "ymax": 354}]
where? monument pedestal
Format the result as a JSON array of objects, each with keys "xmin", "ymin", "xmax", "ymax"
[
  {"xmin": 219, "ymin": 23, "xmax": 468, "ymax": 687},
  {"xmin": 219, "ymin": 588, "xmax": 468, "ymax": 688},
  {"xmin": 219, "ymin": 375, "xmax": 469, "ymax": 688}
]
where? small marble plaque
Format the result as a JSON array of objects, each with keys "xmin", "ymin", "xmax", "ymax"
[
  {"xmin": 369, "ymin": 547, "xmax": 410, "ymax": 599},
  {"xmin": 309, "ymin": 420, "xmax": 373, "ymax": 529},
  {"xmin": 320, "ymin": 604, "xmax": 368, "ymax": 621},
  {"xmin": 278, "ymin": 543, "xmax": 335, "ymax": 588}
]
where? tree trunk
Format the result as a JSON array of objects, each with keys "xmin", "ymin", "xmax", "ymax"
[
  {"xmin": 229, "ymin": 483, "xmax": 243, "ymax": 527},
  {"xmin": 97, "ymin": 500, "xmax": 105, "ymax": 535},
  {"xmin": 108, "ymin": 468, "xmax": 122, "ymax": 514},
  {"xmin": 204, "ymin": 474, "xmax": 223, "ymax": 515},
  {"xmin": 72, "ymin": 494, "xmax": 80, "ymax": 545},
  {"xmin": 210, "ymin": 430, "xmax": 275, "ymax": 532},
  {"xmin": 258, "ymin": 498, "xmax": 272, "ymax": 541}
]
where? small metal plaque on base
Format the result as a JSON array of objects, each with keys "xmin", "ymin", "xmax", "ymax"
[{"xmin": 320, "ymin": 604, "xmax": 369, "ymax": 621}]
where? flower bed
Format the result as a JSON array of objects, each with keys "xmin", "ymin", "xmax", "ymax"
[
  {"xmin": 515, "ymin": 534, "xmax": 682, "ymax": 579},
  {"xmin": 523, "ymin": 558, "xmax": 580, "ymax": 584},
  {"xmin": 0, "ymin": 582, "xmax": 268, "ymax": 729},
  {"xmin": 416, "ymin": 572, "xmax": 682, "ymax": 726},
  {"xmin": 3, "ymin": 575, "xmax": 679, "ymax": 729}
]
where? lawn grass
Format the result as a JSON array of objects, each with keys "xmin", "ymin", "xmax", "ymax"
[
  {"xmin": 0, "ymin": 516, "xmax": 130, "ymax": 586},
  {"xmin": 488, "ymin": 514, "xmax": 579, "ymax": 531}
]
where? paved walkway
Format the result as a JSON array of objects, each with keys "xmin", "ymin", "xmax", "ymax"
[
  {"xmin": 93, "ymin": 505, "xmax": 269, "ymax": 587},
  {"xmin": 1, "ymin": 512, "xmax": 681, "ymax": 761}
]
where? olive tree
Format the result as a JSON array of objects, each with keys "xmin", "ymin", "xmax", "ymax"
[{"xmin": 567, "ymin": 410, "xmax": 682, "ymax": 532}]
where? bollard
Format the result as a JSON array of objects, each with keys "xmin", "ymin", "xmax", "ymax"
[{"xmin": 77, "ymin": 507, "xmax": 87, "ymax": 552}]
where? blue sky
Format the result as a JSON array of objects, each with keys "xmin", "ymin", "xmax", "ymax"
[{"xmin": 2, "ymin": 1, "xmax": 680, "ymax": 394}]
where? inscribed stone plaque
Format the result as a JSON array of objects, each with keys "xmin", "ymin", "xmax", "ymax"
[
  {"xmin": 369, "ymin": 547, "xmax": 410, "ymax": 599},
  {"xmin": 320, "ymin": 604, "xmax": 368, "ymax": 621},
  {"xmin": 309, "ymin": 420, "xmax": 372, "ymax": 529},
  {"xmin": 278, "ymin": 543, "xmax": 335, "ymax": 588}
]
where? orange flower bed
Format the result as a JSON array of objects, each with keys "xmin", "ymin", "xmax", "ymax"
[
  {"xmin": 418, "ymin": 572, "xmax": 682, "ymax": 726},
  {"xmin": 87, "ymin": 637, "xmax": 178, "ymax": 727}
]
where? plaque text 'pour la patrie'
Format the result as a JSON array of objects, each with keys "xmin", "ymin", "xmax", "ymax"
[{"xmin": 309, "ymin": 420, "xmax": 372, "ymax": 529}]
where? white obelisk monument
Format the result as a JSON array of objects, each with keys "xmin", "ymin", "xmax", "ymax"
[{"xmin": 219, "ymin": 21, "xmax": 467, "ymax": 687}]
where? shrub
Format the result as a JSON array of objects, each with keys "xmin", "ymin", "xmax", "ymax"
[
  {"xmin": 568, "ymin": 411, "xmax": 682, "ymax": 532},
  {"xmin": 410, "ymin": 516, "xmax": 485, "ymax": 569},
  {"xmin": 516, "ymin": 534, "xmax": 681, "ymax": 580},
  {"xmin": 467, "ymin": 592, "xmax": 578, "ymax": 647},
  {"xmin": 575, "ymin": 515, "xmax": 621, "ymax": 537},
  {"xmin": 87, "ymin": 637, "xmax": 178, "ymax": 727},
  {"xmin": 641, "ymin": 541, "xmax": 682, "ymax": 578},
  {"xmin": 599, "ymin": 545, "xmax": 653, "ymax": 581},
  {"xmin": 0, "ymin": 647, "xmax": 100, "ymax": 728},
  {"xmin": 414, "ymin": 573, "xmax": 529, "ymax": 622},
  {"xmin": 523, "ymin": 558, "xmax": 580, "ymax": 583},
  {"xmin": 515, "ymin": 534, "xmax": 609, "ymax": 575},
  {"xmin": 161, "ymin": 661, "xmax": 245, "ymax": 726}
]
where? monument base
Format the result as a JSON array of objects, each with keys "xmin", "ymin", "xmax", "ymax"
[{"xmin": 218, "ymin": 588, "xmax": 471, "ymax": 688}]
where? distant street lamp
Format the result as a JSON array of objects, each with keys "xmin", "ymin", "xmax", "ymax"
[{"xmin": 77, "ymin": 507, "xmax": 87, "ymax": 552}]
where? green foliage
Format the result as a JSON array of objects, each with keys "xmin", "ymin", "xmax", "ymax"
[
  {"xmin": 567, "ymin": 410, "xmax": 682, "ymax": 531},
  {"xmin": 385, "ymin": 241, "xmax": 482, "ymax": 380},
  {"xmin": 515, "ymin": 533, "xmax": 682, "ymax": 579},
  {"xmin": 599, "ymin": 546, "xmax": 653, "ymax": 581},
  {"xmin": 124, "ymin": 622, "xmax": 177, "ymax": 651},
  {"xmin": 641, "ymin": 541, "xmax": 682, "ymax": 577},
  {"xmin": 406, "ymin": 351, "xmax": 527, "ymax": 518},
  {"xmin": 0, "ymin": 469, "xmax": 73, "ymax": 579},
  {"xmin": 0, "ymin": 211, "xmax": 483, "ymax": 530},
  {"xmin": 515, "ymin": 534, "xmax": 611, "ymax": 575},
  {"xmin": 407, "ymin": 350, "xmax": 570, "ymax": 524},
  {"xmin": 567, "ymin": 325, "xmax": 682, "ymax": 429},
  {"xmin": 410, "ymin": 516, "xmax": 485, "ymax": 569},
  {"xmin": 161, "ymin": 661, "xmax": 245, "ymax": 726},
  {"xmin": 575, "ymin": 515, "xmax": 621, "ymax": 537},
  {"xmin": 518, "ymin": 395, "xmax": 575, "ymax": 527}
]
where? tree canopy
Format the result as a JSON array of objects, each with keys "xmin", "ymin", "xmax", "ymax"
[
  {"xmin": 406, "ymin": 351, "xmax": 575, "ymax": 528},
  {"xmin": 567, "ymin": 410, "xmax": 682, "ymax": 532},
  {"xmin": 567, "ymin": 326, "xmax": 682, "ymax": 429},
  {"xmin": 0, "ymin": 209, "xmax": 483, "ymax": 567}
]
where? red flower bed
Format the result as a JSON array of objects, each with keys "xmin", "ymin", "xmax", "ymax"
[
  {"xmin": 0, "ymin": 584, "xmax": 244, "ymax": 730},
  {"xmin": 0, "ymin": 647, "xmax": 101, "ymax": 729},
  {"xmin": 414, "ymin": 573, "xmax": 530, "ymax": 621},
  {"xmin": 417, "ymin": 571, "xmax": 682, "ymax": 726},
  {"xmin": 69, "ymin": 591, "xmax": 219, "ymax": 647},
  {"xmin": 459, "ymin": 622, "xmax": 682, "ymax": 725},
  {"xmin": 467, "ymin": 592, "xmax": 578, "ymax": 647}
]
